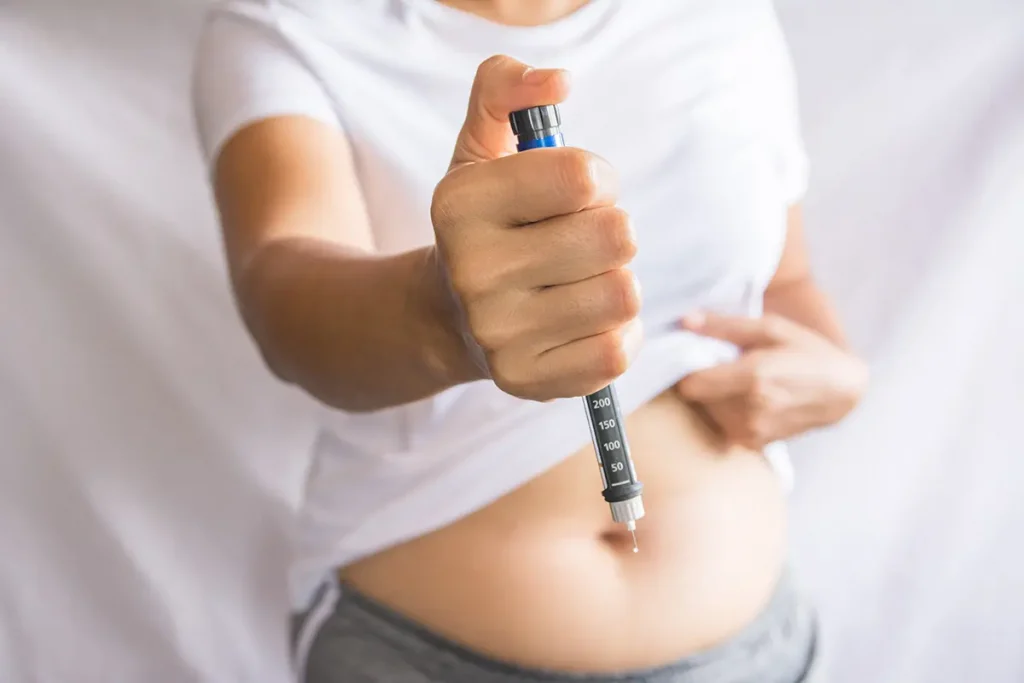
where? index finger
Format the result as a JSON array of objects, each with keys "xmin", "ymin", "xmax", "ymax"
[
  {"xmin": 444, "ymin": 146, "xmax": 620, "ymax": 227},
  {"xmin": 681, "ymin": 312, "xmax": 797, "ymax": 349},
  {"xmin": 675, "ymin": 361, "xmax": 754, "ymax": 403}
]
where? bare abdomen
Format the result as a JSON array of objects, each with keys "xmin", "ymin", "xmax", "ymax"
[{"xmin": 340, "ymin": 390, "xmax": 788, "ymax": 673}]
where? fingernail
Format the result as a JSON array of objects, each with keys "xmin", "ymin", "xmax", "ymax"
[
  {"xmin": 522, "ymin": 67, "xmax": 550, "ymax": 84},
  {"xmin": 623, "ymin": 319, "xmax": 644, "ymax": 361},
  {"xmin": 523, "ymin": 67, "xmax": 569, "ymax": 86},
  {"xmin": 681, "ymin": 311, "xmax": 705, "ymax": 329}
]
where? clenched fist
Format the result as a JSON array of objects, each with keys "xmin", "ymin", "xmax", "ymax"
[{"xmin": 432, "ymin": 55, "xmax": 643, "ymax": 401}]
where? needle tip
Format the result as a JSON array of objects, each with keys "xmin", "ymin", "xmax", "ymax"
[{"xmin": 630, "ymin": 529, "xmax": 638, "ymax": 553}]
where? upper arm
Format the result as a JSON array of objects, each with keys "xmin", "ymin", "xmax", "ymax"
[
  {"xmin": 192, "ymin": 10, "xmax": 374, "ymax": 286},
  {"xmin": 212, "ymin": 116, "xmax": 375, "ymax": 280},
  {"xmin": 769, "ymin": 204, "xmax": 812, "ymax": 288}
]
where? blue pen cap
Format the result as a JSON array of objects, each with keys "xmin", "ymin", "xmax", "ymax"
[{"xmin": 510, "ymin": 105, "xmax": 563, "ymax": 149}]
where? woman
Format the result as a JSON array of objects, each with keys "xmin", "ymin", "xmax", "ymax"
[{"xmin": 193, "ymin": 0, "xmax": 866, "ymax": 681}]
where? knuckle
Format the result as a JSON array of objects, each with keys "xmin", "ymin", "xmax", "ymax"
[
  {"xmin": 749, "ymin": 414, "xmax": 774, "ymax": 442},
  {"xmin": 476, "ymin": 54, "xmax": 509, "ymax": 80},
  {"xmin": 602, "ymin": 269, "xmax": 642, "ymax": 322},
  {"xmin": 748, "ymin": 367, "xmax": 773, "ymax": 401},
  {"xmin": 445, "ymin": 261, "xmax": 480, "ymax": 298},
  {"xmin": 556, "ymin": 148, "xmax": 600, "ymax": 208},
  {"xmin": 750, "ymin": 383, "xmax": 773, "ymax": 410},
  {"xmin": 468, "ymin": 314, "xmax": 513, "ymax": 353},
  {"xmin": 594, "ymin": 206, "xmax": 637, "ymax": 264},
  {"xmin": 738, "ymin": 435, "xmax": 762, "ymax": 451},
  {"xmin": 595, "ymin": 332, "xmax": 630, "ymax": 380},
  {"xmin": 430, "ymin": 176, "xmax": 462, "ymax": 231},
  {"xmin": 760, "ymin": 314, "xmax": 788, "ymax": 339},
  {"xmin": 490, "ymin": 359, "xmax": 536, "ymax": 397}
]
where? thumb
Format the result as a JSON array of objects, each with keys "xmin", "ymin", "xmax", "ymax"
[{"xmin": 449, "ymin": 55, "xmax": 571, "ymax": 170}]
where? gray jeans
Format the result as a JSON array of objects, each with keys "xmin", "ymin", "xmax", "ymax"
[{"xmin": 294, "ymin": 570, "xmax": 825, "ymax": 683}]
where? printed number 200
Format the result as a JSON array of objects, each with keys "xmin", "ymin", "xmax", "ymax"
[{"xmin": 592, "ymin": 397, "xmax": 611, "ymax": 409}]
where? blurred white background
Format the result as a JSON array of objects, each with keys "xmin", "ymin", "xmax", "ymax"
[
  {"xmin": 1, "ymin": 0, "xmax": 1022, "ymax": 681},
  {"xmin": 778, "ymin": 2, "xmax": 1024, "ymax": 681}
]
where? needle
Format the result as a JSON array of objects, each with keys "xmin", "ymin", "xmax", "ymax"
[{"xmin": 626, "ymin": 521, "xmax": 639, "ymax": 553}]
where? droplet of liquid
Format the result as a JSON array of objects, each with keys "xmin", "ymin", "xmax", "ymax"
[{"xmin": 630, "ymin": 529, "xmax": 639, "ymax": 553}]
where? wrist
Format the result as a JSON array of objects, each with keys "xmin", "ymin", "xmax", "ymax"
[{"xmin": 405, "ymin": 246, "xmax": 488, "ymax": 388}]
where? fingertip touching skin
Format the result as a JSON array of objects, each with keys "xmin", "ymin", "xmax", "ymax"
[{"xmin": 675, "ymin": 310, "xmax": 867, "ymax": 448}]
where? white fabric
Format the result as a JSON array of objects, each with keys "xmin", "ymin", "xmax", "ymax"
[
  {"xmin": 192, "ymin": 0, "xmax": 809, "ymax": 609},
  {"xmin": 0, "ymin": 1, "xmax": 325, "ymax": 681},
  {"xmin": 780, "ymin": 1, "xmax": 1024, "ymax": 682}
]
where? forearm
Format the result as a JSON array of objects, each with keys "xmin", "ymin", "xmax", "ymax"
[
  {"xmin": 235, "ymin": 237, "xmax": 482, "ymax": 412},
  {"xmin": 763, "ymin": 276, "xmax": 848, "ymax": 348}
]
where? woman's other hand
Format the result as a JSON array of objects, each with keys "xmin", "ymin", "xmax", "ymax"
[
  {"xmin": 675, "ymin": 311, "xmax": 868, "ymax": 449},
  {"xmin": 432, "ymin": 55, "xmax": 643, "ymax": 402}
]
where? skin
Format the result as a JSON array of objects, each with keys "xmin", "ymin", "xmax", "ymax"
[
  {"xmin": 211, "ymin": 5, "xmax": 867, "ymax": 673},
  {"xmin": 677, "ymin": 207, "xmax": 868, "ymax": 450},
  {"xmin": 437, "ymin": 0, "xmax": 593, "ymax": 26}
]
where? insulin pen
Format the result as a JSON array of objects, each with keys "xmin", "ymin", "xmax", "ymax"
[{"xmin": 509, "ymin": 104, "xmax": 646, "ymax": 552}]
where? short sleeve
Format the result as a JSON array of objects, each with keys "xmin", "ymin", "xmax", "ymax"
[
  {"xmin": 191, "ymin": 5, "xmax": 342, "ymax": 168},
  {"xmin": 751, "ymin": 7, "xmax": 810, "ymax": 206}
]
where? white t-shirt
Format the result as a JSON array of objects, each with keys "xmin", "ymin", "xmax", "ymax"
[{"xmin": 193, "ymin": 0, "xmax": 809, "ymax": 610}]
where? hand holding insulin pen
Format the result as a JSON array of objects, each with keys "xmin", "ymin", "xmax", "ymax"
[{"xmin": 509, "ymin": 105, "xmax": 646, "ymax": 552}]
